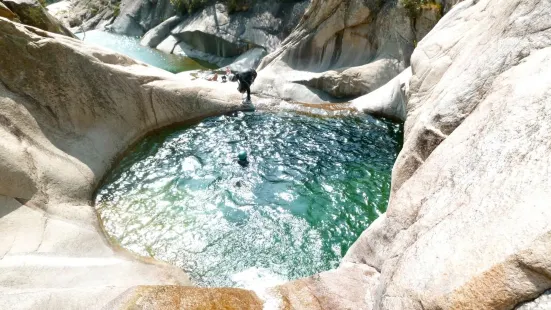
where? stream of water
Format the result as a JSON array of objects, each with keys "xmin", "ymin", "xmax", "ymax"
[{"xmin": 76, "ymin": 30, "xmax": 215, "ymax": 73}]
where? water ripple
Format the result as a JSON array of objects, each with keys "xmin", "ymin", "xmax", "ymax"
[{"xmin": 95, "ymin": 111, "xmax": 402, "ymax": 288}]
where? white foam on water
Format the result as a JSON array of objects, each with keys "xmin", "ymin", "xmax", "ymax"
[
  {"xmin": 231, "ymin": 267, "xmax": 287, "ymax": 310},
  {"xmin": 231, "ymin": 267, "xmax": 286, "ymax": 290}
]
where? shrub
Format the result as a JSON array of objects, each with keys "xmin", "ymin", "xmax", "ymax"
[
  {"xmin": 113, "ymin": 3, "xmax": 120, "ymax": 17},
  {"xmin": 224, "ymin": 0, "xmax": 251, "ymax": 13},
  {"xmin": 401, "ymin": 0, "xmax": 442, "ymax": 19},
  {"xmin": 170, "ymin": 0, "xmax": 302, "ymax": 15},
  {"xmin": 170, "ymin": 0, "xmax": 209, "ymax": 14}
]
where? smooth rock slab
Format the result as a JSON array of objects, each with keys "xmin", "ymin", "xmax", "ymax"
[
  {"xmin": 351, "ymin": 67, "xmax": 412, "ymax": 121},
  {"xmin": 0, "ymin": 17, "xmax": 250, "ymax": 309},
  {"xmin": 226, "ymin": 47, "xmax": 267, "ymax": 71},
  {"xmin": 140, "ymin": 15, "xmax": 183, "ymax": 48},
  {"xmin": 255, "ymin": 0, "xmax": 425, "ymax": 103},
  {"xmin": 346, "ymin": 0, "xmax": 551, "ymax": 308}
]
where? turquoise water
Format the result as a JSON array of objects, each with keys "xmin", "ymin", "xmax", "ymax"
[
  {"xmin": 95, "ymin": 112, "xmax": 402, "ymax": 288},
  {"xmin": 76, "ymin": 30, "xmax": 214, "ymax": 73}
]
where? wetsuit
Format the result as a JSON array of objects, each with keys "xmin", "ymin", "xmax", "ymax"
[{"xmin": 230, "ymin": 69, "xmax": 257, "ymax": 102}]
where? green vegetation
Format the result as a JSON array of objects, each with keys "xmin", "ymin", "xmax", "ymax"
[
  {"xmin": 170, "ymin": 0, "xmax": 300, "ymax": 15},
  {"xmin": 25, "ymin": 6, "xmax": 46, "ymax": 27},
  {"xmin": 401, "ymin": 0, "xmax": 442, "ymax": 19},
  {"xmin": 113, "ymin": 3, "xmax": 120, "ymax": 17},
  {"xmin": 224, "ymin": 0, "xmax": 251, "ymax": 13},
  {"xmin": 170, "ymin": 0, "xmax": 209, "ymax": 14}
]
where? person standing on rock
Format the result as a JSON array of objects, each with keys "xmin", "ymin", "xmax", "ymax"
[{"xmin": 229, "ymin": 68, "xmax": 257, "ymax": 104}]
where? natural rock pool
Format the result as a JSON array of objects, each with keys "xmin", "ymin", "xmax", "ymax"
[
  {"xmin": 76, "ymin": 30, "xmax": 215, "ymax": 73},
  {"xmin": 95, "ymin": 111, "xmax": 402, "ymax": 288}
]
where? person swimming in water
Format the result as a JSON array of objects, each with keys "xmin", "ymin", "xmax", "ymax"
[{"xmin": 229, "ymin": 68, "xmax": 257, "ymax": 104}]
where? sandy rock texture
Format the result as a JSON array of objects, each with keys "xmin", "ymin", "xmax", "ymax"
[
  {"xmin": 50, "ymin": 0, "xmax": 308, "ymax": 69},
  {"xmin": 0, "ymin": 17, "xmax": 257, "ymax": 309},
  {"xmin": 345, "ymin": 0, "xmax": 551, "ymax": 308},
  {"xmin": 140, "ymin": 15, "xmax": 184, "ymax": 48},
  {"xmin": 351, "ymin": 67, "xmax": 411, "ymax": 121},
  {"xmin": 45, "ymin": 0, "xmax": 116, "ymax": 31},
  {"xmin": 0, "ymin": 1, "xmax": 18, "ymax": 20},
  {"xmin": 106, "ymin": 286, "xmax": 264, "ymax": 309}
]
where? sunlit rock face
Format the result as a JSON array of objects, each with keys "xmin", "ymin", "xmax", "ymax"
[
  {"xmin": 252, "ymin": 0, "xmax": 442, "ymax": 111},
  {"xmin": 2, "ymin": 0, "xmax": 551, "ymax": 307},
  {"xmin": 0, "ymin": 17, "xmax": 250, "ymax": 309},
  {"xmin": 345, "ymin": 0, "xmax": 551, "ymax": 308}
]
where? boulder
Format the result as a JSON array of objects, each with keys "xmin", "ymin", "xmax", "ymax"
[
  {"xmin": 266, "ymin": 262, "xmax": 380, "ymax": 309},
  {"xmin": 3, "ymin": 0, "xmax": 76, "ymax": 37},
  {"xmin": 48, "ymin": 0, "xmax": 175, "ymax": 34},
  {"xmin": 351, "ymin": 67, "xmax": 412, "ymax": 121},
  {"xmin": 140, "ymin": 15, "xmax": 183, "ymax": 48},
  {"xmin": 152, "ymin": 1, "xmax": 307, "ymax": 65},
  {"xmin": 109, "ymin": 0, "xmax": 176, "ymax": 37},
  {"xmin": 45, "ymin": 0, "xmax": 70, "ymax": 27},
  {"xmin": 297, "ymin": 59, "xmax": 402, "ymax": 99},
  {"xmin": 226, "ymin": 47, "xmax": 267, "ymax": 71},
  {"xmin": 0, "ymin": 17, "xmax": 253, "ymax": 309},
  {"xmin": 106, "ymin": 286, "xmax": 264, "ymax": 309},
  {"xmin": 157, "ymin": 34, "xmax": 234, "ymax": 67},
  {"xmin": 168, "ymin": 2, "xmax": 308, "ymax": 54},
  {"xmin": 345, "ymin": 0, "xmax": 551, "ymax": 308},
  {"xmin": 254, "ymin": 0, "xmax": 439, "ymax": 103},
  {"xmin": 0, "ymin": 2, "xmax": 18, "ymax": 20}
]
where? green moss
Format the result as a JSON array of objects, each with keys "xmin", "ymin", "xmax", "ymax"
[
  {"xmin": 25, "ymin": 6, "xmax": 46, "ymax": 27},
  {"xmin": 224, "ymin": 0, "xmax": 251, "ymax": 13},
  {"xmin": 401, "ymin": 0, "xmax": 442, "ymax": 19},
  {"xmin": 170, "ymin": 0, "xmax": 300, "ymax": 15},
  {"xmin": 170, "ymin": 0, "xmax": 209, "ymax": 14},
  {"xmin": 113, "ymin": 3, "xmax": 120, "ymax": 17}
]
